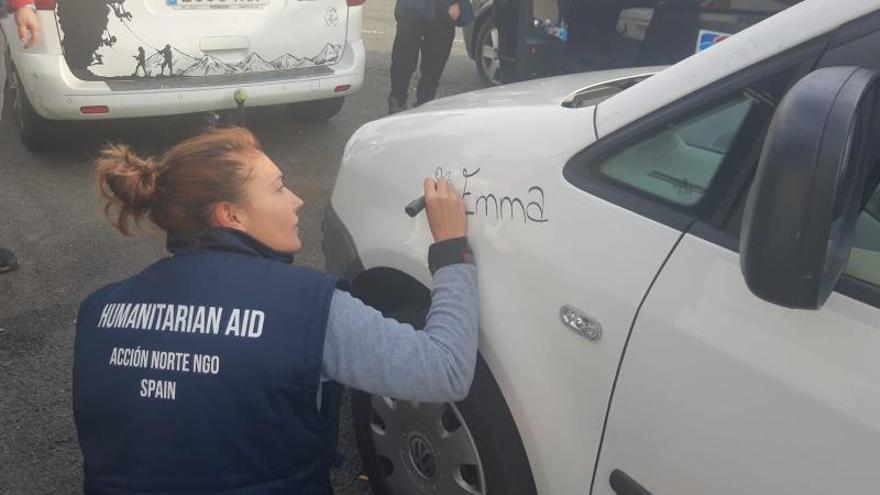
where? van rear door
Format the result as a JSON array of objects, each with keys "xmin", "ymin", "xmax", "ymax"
[{"xmin": 55, "ymin": 0, "xmax": 349, "ymax": 81}]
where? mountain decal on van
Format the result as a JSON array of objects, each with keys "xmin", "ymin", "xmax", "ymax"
[
  {"xmin": 152, "ymin": 44, "xmax": 345, "ymax": 77},
  {"xmin": 180, "ymin": 54, "xmax": 236, "ymax": 77},
  {"xmin": 56, "ymin": 0, "xmax": 345, "ymax": 81},
  {"xmin": 309, "ymin": 43, "xmax": 342, "ymax": 66},
  {"xmin": 166, "ymin": 44, "xmax": 344, "ymax": 77},
  {"xmin": 271, "ymin": 54, "xmax": 308, "ymax": 70},
  {"xmin": 235, "ymin": 53, "xmax": 277, "ymax": 73}
]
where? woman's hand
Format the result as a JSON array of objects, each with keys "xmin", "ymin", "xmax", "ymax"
[
  {"xmin": 424, "ymin": 177, "xmax": 467, "ymax": 242},
  {"xmin": 448, "ymin": 2, "xmax": 461, "ymax": 23}
]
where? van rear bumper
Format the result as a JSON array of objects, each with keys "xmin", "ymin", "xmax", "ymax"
[{"xmin": 11, "ymin": 39, "xmax": 365, "ymax": 121}]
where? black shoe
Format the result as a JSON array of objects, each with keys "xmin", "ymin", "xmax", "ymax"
[
  {"xmin": 0, "ymin": 247, "xmax": 20, "ymax": 274},
  {"xmin": 388, "ymin": 96, "xmax": 407, "ymax": 115}
]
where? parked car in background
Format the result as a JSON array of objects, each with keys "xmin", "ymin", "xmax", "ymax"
[
  {"xmin": 325, "ymin": 1, "xmax": 880, "ymax": 494},
  {"xmin": 0, "ymin": 0, "xmax": 366, "ymax": 150},
  {"xmin": 464, "ymin": 0, "xmax": 800, "ymax": 85}
]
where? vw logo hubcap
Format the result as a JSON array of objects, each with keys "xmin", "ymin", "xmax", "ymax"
[{"xmin": 407, "ymin": 434, "xmax": 438, "ymax": 479}]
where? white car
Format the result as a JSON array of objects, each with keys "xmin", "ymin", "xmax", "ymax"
[
  {"xmin": 1, "ymin": 0, "xmax": 365, "ymax": 150},
  {"xmin": 323, "ymin": 1, "xmax": 880, "ymax": 494}
]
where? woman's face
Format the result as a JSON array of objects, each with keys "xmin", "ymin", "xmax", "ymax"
[{"xmin": 231, "ymin": 151, "xmax": 304, "ymax": 253}]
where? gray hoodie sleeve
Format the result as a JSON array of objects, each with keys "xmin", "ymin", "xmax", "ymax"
[{"xmin": 321, "ymin": 263, "xmax": 479, "ymax": 403}]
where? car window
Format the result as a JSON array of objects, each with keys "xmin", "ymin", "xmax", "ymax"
[
  {"xmin": 596, "ymin": 96, "xmax": 754, "ymax": 206},
  {"xmin": 846, "ymin": 180, "xmax": 880, "ymax": 286}
]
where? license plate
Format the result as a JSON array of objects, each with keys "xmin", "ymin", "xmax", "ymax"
[{"xmin": 167, "ymin": 0, "xmax": 269, "ymax": 10}]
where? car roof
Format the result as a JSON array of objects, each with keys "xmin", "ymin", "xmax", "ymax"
[{"xmin": 595, "ymin": 0, "xmax": 880, "ymax": 138}]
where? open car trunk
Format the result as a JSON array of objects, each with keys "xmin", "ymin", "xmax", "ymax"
[{"xmin": 54, "ymin": 0, "xmax": 349, "ymax": 81}]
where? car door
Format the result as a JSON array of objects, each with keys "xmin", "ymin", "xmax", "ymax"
[
  {"xmin": 418, "ymin": 101, "xmax": 688, "ymax": 494},
  {"xmin": 594, "ymin": 191, "xmax": 880, "ymax": 495},
  {"xmin": 492, "ymin": 54, "xmax": 805, "ymax": 493},
  {"xmin": 592, "ymin": 17, "xmax": 880, "ymax": 495}
]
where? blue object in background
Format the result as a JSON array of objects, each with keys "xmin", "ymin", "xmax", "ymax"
[{"xmin": 697, "ymin": 29, "xmax": 731, "ymax": 53}]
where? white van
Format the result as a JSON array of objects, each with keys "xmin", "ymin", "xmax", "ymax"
[
  {"xmin": 323, "ymin": 1, "xmax": 880, "ymax": 494},
  {"xmin": 1, "ymin": 0, "xmax": 365, "ymax": 150}
]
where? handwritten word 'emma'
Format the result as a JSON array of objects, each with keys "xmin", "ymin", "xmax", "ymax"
[{"xmin": 460, "ymin": 168, "xmax": 549, "ymax": 223}]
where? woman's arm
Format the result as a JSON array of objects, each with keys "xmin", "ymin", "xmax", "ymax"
[{"xmin": 322, "ymin": 239, "xmax": 478, "ymax": 403}]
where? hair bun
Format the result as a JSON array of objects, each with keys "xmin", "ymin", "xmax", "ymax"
[{"xmin": 95, "ymin": 144, "xmax": 159, "ymax": 235}]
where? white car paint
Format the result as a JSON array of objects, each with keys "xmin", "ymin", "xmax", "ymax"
[
  {"xmin": 408, "ymin": 67, "xmax": 663, "ymax": 113},
  {"xmin": 0, "ymin": 2, "xmax": 364, "ymax": 120},
  {"xmin": 593, "ymin": 235, "xmax": 880, "ymax": 495},
  {"xmin": 335, "ymin": 69, "xmax": 678, "ymax": 492},
  {"xmin": 330, "ymin": 0, "xmax": 880, "ymax": 493}
]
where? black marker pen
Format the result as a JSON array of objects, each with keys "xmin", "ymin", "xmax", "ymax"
[{"xmin": 405, "ymin": 196, "xmax": 426, "ymax": 217}]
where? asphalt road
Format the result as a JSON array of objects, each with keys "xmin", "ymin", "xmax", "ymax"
[{"xmin": 0, "ymin": 2, "xmax": 482, "ymax": 492}]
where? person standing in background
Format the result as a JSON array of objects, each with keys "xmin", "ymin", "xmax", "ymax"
[
  {"xmin": 388, "ymin": 0, "xmax": 475, "ymax": 114},
  {"xmin": 493, "ymin": 0, "xmax": 525, "ymax": 84},
  {"xmin": 0, "ymin": 0, "xmax": 42, "ymax": 274}
]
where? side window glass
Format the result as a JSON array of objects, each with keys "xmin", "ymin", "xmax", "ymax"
[
  {"xmin": 596, "ymin": 96, "xmax": 754, "ymax": 206},
  {"xmin": 846, "ymin": 179, "xmax": 880, "ymax": 286}
]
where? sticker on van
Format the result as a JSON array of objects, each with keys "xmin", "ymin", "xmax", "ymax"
[{"xmin": 695, "ymin": 29, "xmax": 731, "ymax": 53}]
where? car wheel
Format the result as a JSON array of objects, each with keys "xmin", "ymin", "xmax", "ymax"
[
  {"xmin": 475, "ymin": 19, "xmax": 503, "ymax": 87},
  {"xmin": 287, "ymin": 96, "xmax": 345, "ymax": 121},
  {"xmin": 9, "ymin": 63, "xmax": 59, "ymax": 152},
  {"xmin": 352, "ymin": 307, "xmax": 537, "ymax": 495}
]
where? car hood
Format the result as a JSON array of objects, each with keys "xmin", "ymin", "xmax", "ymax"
[
  {"xmin": 408, "ymin": 67, "xmax": 663, "ymax": 113},
  {"xmin": 331, "ymin": 68, "xmax": 665, "ymax": 283}
]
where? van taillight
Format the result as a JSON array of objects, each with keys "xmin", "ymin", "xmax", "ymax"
[
  {"xmin": 35, "ymin": 0, "xmax": 56, "ymax": 9},
  {"xmin": 347, "ymin": 0, "xmax": 365, "ymax": 6},
  {"xmin": 80, "ymin": 106, "xmax": 109, "ymax": 114}
]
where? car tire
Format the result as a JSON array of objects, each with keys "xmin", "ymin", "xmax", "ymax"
[
  {"xmin": 287, "ymin": 96, "xmax": 345, "ymax": 121},
  {"xmin": 351, "ymin": 307, "xmax": 537, "ymax": 495},
  {"xmin": 9, "ymin": 65, "xmax": 59, "ymax": 152},
  {"xmin": 475, "ymin": 18, "xmax": 503, "ymax": 87}
]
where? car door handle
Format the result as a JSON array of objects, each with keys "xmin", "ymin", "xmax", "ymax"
[{"xmin": 610, "ymin": 469, "xmax": 652, "ymax": 495}]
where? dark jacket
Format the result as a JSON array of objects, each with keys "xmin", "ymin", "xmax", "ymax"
[
  {"xmin": 73, "ymin": 228, "xmax": 343, "ymax": 494},
  {"xmin": 396, "ymin": 0, "xmax": 476, "ymax": 26}
]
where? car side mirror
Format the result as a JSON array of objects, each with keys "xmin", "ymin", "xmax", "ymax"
[{"xmin": 740, "ymin": 66, "xmax": 879, "ymax": 309}]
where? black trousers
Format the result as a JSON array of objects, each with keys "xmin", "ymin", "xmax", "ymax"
[
  {"xmin": 495, "ymin": 0, "xmax": 530, "ymax": 83},
  {"xmin": 390, "ymin": 14, "xmax": 456, "ymax": 105}
]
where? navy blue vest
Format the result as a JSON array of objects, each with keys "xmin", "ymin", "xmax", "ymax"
[{"xmin": 73, "ymin": 229, "xmax": 343, "ymax": 494}]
